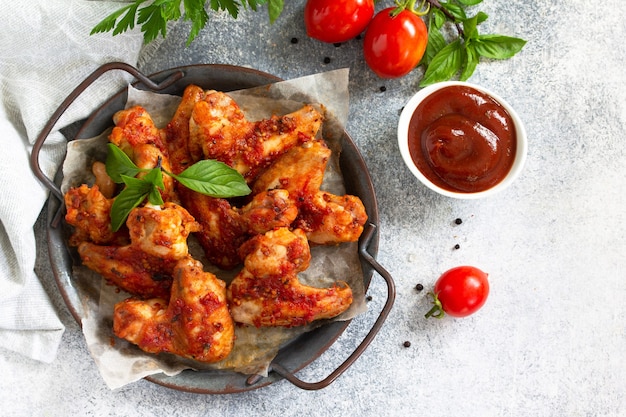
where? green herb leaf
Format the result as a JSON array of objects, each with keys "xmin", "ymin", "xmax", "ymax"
[
  {"xmin": 184, "ymin": 0, "xmax": 210, "ymax": 46},
  {"xmin": 110, "ymin": 175, "xmax": 154, "ymax": 231},
  {"xmin": 170, "ymin": 160, "xmax": 251, "ymax": 198},
  {"xmin": 461, "ymin": 12, "xmax": 489, "ymax": 40},
  {"xmin": 455, "ymin": 0, "xmax": 484, "ymax": 6},
  {"xmin": 474, "ymin": 34, "xmax": 527, "ymax": 59},
  {"xmin": 441, "ymin": 1, "xmax": 467, "ymax": 20},
  {"xmin": 267, "ymin": 0, "xmax": 285, "ymax": 23},
  {"xmin": 420, "ymin": 39, "xmax": 464, "ymax": 87},
  {"xmin": 460, "ymin": 42, "xmax": 479, "ymax": 81},
  {"xmin": 421, "ymin": 15, "xmax": 447, "ymax": 67},
  {"xmin": 91, "ymin": 0, "xmax": 286, "ymax": 45},
  {"xmin": 105, "ymin": 143, "xmax": 142, "ymax": 183}
]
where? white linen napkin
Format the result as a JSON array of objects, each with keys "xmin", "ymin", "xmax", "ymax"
[{"xmin": 0, "ymin": 0, "xmax": 152, "ymax": 363}]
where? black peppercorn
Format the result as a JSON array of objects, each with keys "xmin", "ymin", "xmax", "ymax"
[
  {"xmin": 403, "ymin": 341, "xmax": 411, "ymax": 348},
  {"xmin": 454, "ymin": 244, "xmax": 460, "ymax": 250},
  {"xmin": 323, "ymin": 57, "xmax": 331, "ymax": 64},
  {"xmin": 366, "ymin": 295, "xmax": 373, "ymax": 302},
  {"xmin": 379, "ymin": 86, "xmax": 387, "ymax": 92},
  {"xmin": 415, "ymin": 283, "xmax": 424, "ymax": 291},
  {"xmin": 455, "ymin": 218, "xmax": 463, "ymax": 225},
  {"xmin": 290, "ymin": 37, "xmax": 298, "ymax": 44}
]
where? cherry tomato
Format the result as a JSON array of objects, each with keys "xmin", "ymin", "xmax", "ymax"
[
  {"xmin": 425, "ymin": 266, "xmax": 490, "ymax": 318},
  {"xmin": 304, "ymin": 0, "xmax": 375, "ymax": 43},
  {"xmin": 363, "ymin": 7, "xmax": 428, "ymax": 78}
]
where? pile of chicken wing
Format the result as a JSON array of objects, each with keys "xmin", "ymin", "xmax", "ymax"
[{"xmin": 63, "ymin": 85, "xmax": 367, "ymax": 363}]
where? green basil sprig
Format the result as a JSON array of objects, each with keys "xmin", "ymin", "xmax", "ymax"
[
  {"xmin": 420, "ymin": 0, "xmax": 526, "ymax": 86},
  {"xmin": 105, "ymin": 143, "xmax": 251, "ymax": 231}
]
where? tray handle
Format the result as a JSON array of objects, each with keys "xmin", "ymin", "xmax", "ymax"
[
  {"xmin": 29, "ymin": 62, "xmax": 184, "ymax": 203},
  {"xmin": 257, "ymin": 223, "xmax": 396, "ymax": 390}
]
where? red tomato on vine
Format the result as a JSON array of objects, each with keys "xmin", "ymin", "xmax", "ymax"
[
  {"xmin": 304, "ymin": 0, "xmax": 375, "ymax": 43},
  {"xmin": 425, "ymin": 266, "xmax": 490, "ymax": 318},
  {"xmin": 363, "ymin": 6, "xmax": 428, "ymax": 78}
]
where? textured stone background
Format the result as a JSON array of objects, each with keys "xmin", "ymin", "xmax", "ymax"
[{"xmin": 4, "ymin": 0, "xmax": 625, "ymax": 415}]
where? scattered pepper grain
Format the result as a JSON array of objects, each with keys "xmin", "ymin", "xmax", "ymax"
[
  {"xmin": 323, "ymin": 57, "xmax": 331, "ymax": 64},
  {"xmin": 379, "ymin": 86, "xmax": 387, "ymax": 92},
  {"xmin": 415, "ymin": 283, "xmax": 424, "ymax": 292},
  {"xmin": 290, "ymin": 37, "xmax": 298, "ymax": 44},
  {"xmin": 455, "ymin": 218, "xmax": 463, "ymax": 225},
  {"xmin": 454, "ymin": 244, "xmax": 461, "ymax": 250},
  {"xmin": 403, "ymin": 341, "xmax": 411, "ymax": 348}
]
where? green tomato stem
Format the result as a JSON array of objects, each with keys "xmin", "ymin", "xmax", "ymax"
[{"xmin": 424, "ymin": 291, "xmax": 445, "ymax": 319}]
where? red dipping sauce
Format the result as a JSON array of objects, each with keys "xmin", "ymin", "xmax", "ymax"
[{"xmin": 407, "ymin": 85, "xmax": 517, "ymax": 193}]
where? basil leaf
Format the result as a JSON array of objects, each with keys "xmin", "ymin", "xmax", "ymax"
[
  {"xmin": 460, "ymin": 42, "xmax": 479, "ymax": 81},
  {"xmin": 441, "ymin": 1, "xmax": 466, "ymax": 20},
  {"xmin": 420, "ymin": 39, "xmax": 464, "ymax": 86},
  {"xmin": 106, "ymin": 143, "xmax": 141, "ymax": 183},
  {"xmin": 142, "ymin": 168, "xmax": 165, "ymax": 205},
  {"xmin": 422, "ymin": 20, "xmax": 447, "ymax": 66},
  {"xmin": 110, "ymin": 176, "xmax": 153, "ymax": 231},
  {"xmin": 142, "ymin": 167, "xmax": 165, "ymax": 191},
  {"xmin": 432, "ymin": 8, "xmax": 446, "ymax": 30},
  {"xmin": 474, "ymin": 34, "xmax": 527, "ymax": 59},
  {"xmin": 172, "ymin": 159, "xmax": 251, "ymax": 198},
  {"xmin": 462, "ymin": 11, "xmax": 489, "ymax": 39},
  {"xmin": 456, "ymin": 0, "xmax": 483, "ymax": 6}
]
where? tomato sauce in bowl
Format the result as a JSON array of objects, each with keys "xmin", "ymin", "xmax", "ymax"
[{"xmin": 398, "ymin": 82, "xmax": 527, "ymax": 199}]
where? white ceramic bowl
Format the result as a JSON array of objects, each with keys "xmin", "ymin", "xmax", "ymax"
[{"xmin": 397, "ymin": 81, "xmax": 527, "ymax": 199}]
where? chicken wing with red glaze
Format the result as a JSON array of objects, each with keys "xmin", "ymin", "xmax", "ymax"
[
  {"xmin": 178, "ymin": 187, "xmax": 298, "ymax": 269},
  {"xmin": 64, "ymin": 184, "xmax": 128, "ymax": 247},
  {"xmin": 77, "ymin": 202, "xmax": 200, "ymax": 298},
  {"xmin": 113, "ymin": 256, "xmax": 235, "ymax": 363},
  {"xmin": 188, "ymin": 90, "xmax": 323, "ymax": 182},
  {"xmin": 163, "ymin": 84, "xmax": 206, "ymax": 174},
  {"xmin": 227, "ymin": 227, "xmax": 353, "ymax": 327},
  {"xmin": 110, "ymin": 105, "xmax": 178, "ymax": 202},
  {"xmin": 251, "ymin": 140, "xmax": 368, "ymax": 245}
]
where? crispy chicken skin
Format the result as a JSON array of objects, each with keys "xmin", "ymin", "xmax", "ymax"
[
  {"xmin": 163, "ymin": 84, "xmax": 206, "ymax": 174},
  {"xmin": 113, "ymin": 256, "xmax": 235, "ymax": 363},
  {"xmin": 64, "ymin": 184, "xmax": 128, "ymax": 247},
  {"xmin": 110, "ymin": 105, "xmax": 178, "ymax": 202},
  {"xmin": 189, "ymin": 90, "xmax": 323, "ymax": 182},
  {"xmin": 237, "ymin": 189, "xmax": 299, "ymax": 235},
  {"xmin": 77, "ymin": 203, "xmax": 200, "ymax": 298},
  {"xmin": 227, "ymin": 228, "xmax": 353, "ymax": 327},
  {"xmin": 252, "ymin": 140, "xmax": 368, "ymax": 245},
  {"xmin": 178, "ymin": 187, "xmax": 298, "ymax": 269}
]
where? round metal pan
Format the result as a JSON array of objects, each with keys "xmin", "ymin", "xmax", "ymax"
[{"xmin": 32, "ymin": 62, "xmax": 395, "ymax": 393}]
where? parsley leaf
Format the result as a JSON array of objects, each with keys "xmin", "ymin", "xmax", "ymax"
[{"xmin": 91, "ymin": 0, "xmax": 285, "ymax": 45}]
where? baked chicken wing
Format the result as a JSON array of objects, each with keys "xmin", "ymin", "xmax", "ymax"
[
  {"xmin": 110, "ymin": 105, "xmax": 178, "ymax": 202},
  {"xmin": 113, "ymin": 256, "xmax": 235, "ymax": 363},
  {"xmin": 163, "ymin": 84, "xmax": 206, "ymax": 174},
  {"xmin": 252, "ymin": 140, "xmax": 368, "ymax": 245},
  {"xmin": 189, "ymin": 90, "xmax": 323, "ymax": 182},
  {"xmin": 77, "ymin": 202, "xmax": 200, "ymax": 298},
  {"xmin": 64, "ymin": 184, "xmax": 128, "ymax": 247},
  {"xmin": 178, "ymin": 187, "xmax": 298, "ymax": 269},
  {"xmin": 227, "ymin": 227, "xmax": 353, "ymax": 327}
]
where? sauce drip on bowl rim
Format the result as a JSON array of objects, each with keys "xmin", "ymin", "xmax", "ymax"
[{"xmin": 407, "ymin": 85, "xmax": 517, "ymax": 193}]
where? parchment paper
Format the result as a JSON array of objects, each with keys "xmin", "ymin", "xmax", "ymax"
[{"xmin": 62, "ymin": 68, "xmax": 367, "ymax": 390}]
